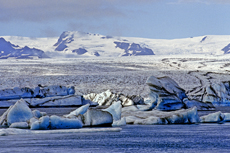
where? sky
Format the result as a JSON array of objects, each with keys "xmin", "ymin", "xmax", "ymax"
[{"xmin": 0, "ymin": 0, "xmax": 230, "ymax": 39}]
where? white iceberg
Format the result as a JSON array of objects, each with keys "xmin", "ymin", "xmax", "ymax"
[
  {"xmin": 6, "ymin": 99, "xmax": 33, "ymax": 126},
  {"xmin": 200, "ymin": 111, "xmax": 225, "ymax": 123},
  {"xmin": 64, "ymin": 104, "xmax": 90, "ymax": 118}
]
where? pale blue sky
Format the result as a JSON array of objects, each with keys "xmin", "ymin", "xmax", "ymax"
[{"xmin": 0, "ymin": 0, "xmax": 230, "ymax": 39}]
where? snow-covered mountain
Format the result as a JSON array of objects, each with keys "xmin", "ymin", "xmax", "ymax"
[
  {"xmin": 0, "ymin": 38, "xmax": 49, "ymax": 59},
  {"xmin": 2, "ymin": 31, "xmax": 230, "ymax": 58},
  {"xmin": 53, "ymin": 31, "xmax": 154, "ymax": 57}
]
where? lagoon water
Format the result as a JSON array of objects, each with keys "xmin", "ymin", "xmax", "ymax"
[{"xmin": 0, "ymin": 124, "xmax": 230, "ymax": 153}]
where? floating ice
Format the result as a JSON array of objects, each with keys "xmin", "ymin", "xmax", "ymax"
[
  {"xmin": 112, "ymin": 118, "xmax": 126, "ymax": 127},
  {"xmin": 81, "ymin": 108, "xmax": 113, "ymax": 127},
  {"xmin": 146, "ymin": 76, "xmax": 187, "ymax": 111},
  {"xmin": 0, "ymin": 127, "xmax": 122, "ymax": 136},
  {"xmin": 103, "ymin": 101, "xmax": 122, "ymax": 121},
  {"xmin": 64, "ymin": 104, "xmax": 90, "ymax": 118},
  {"xmin": 6, "ymin": 99, "xmax": 33, "ymax": 126},
  {"xmin": 9, "ymin": 122, "xmax": 29, "ymax": 129},
  {"xmin": 200, "ymin": 111, "xmax": 225, "ymax": 123},
  {"xmin": 50, "ymin": 115, "xmax": 82, "ymax": 129},
  {"xmin": 122, "ymin": 107, "xmax": 200, "ymax": 125},
  {"xmin": 31, "ymin": 116, "xmax": 50, "ymax": 130}
]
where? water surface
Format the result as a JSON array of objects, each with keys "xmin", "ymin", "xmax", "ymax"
[{"xmin": 0, "ymin": 124, "xmax": 230, "ymax": 153}]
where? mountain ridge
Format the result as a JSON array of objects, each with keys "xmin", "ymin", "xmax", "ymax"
[
  {"xmin": 0, "ymin": 38, "xmax": 49, "ymax": 59},
  {"xmin": 1, "ymin": 31, "xmax": 230, "ymax": 58}
]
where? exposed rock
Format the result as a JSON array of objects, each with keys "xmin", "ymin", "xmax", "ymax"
[
  {"xmin": 200, "ymin": 36, "xmax": 207, "ymax": 43},
  {"xmin": 222, "ymin": 43, "xmax": 230, "ymax": 54},
  {"xmin": 81, "ymin": 108, "xmax": 113, "ymax": 127},
  {"xmin": 93, "ymin": 51, "xmax": 100, "ymax": 56},
  {"xmin": 50, "ymin": 115, "xmax": 82, "ymax": 129},
  {"xmin": 72, "ymin": 48, "xmax": 88, "ymax": 55},
  {"xmin": 9, "ymin": 122, "xmax": 29, "ymax": 129},
  {"xmin": 183, "ymin": 98, "xmax": 215, "ymax": 111},
  {"xmin": 200, "ymin": 111, "xmax": 225, "ymax": 123},
  {"xmin": 122, "ymin": 107, "xmax": 200, "ymax": 125},
  {"xmin": 114, "ymin": 42, "xmax": 155, "ymax": 56},
  {"xmin": 146, "ymin": 76, "xmax": 187, "ymax": 111},
  {"xmin": 6, "ymin": 99, "xmax": 33, "ymax": 126},
  {"xmin": 54, "ymin": 31, "xmax": 74, "ymax": 51}
]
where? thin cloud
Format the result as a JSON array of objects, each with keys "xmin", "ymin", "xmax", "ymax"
[
  {"xmin": 0, "ymin": 0, "xmax": 124, "ymax": 22},
  {"xmin": 0, "ymin": 0, "xmax": 160, "ymax": 22},
  {"xmin": 1, "ymin": 0, "xmax": 229, "ymax": 22},
  {"xmin": 171, "ymin": 0, "xmax": 230, "ymax": 4}
]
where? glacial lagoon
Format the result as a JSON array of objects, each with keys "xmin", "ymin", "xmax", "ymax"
[{"xmin": 0, "ymin": 124, "xmax": 230, "ymax": 153}]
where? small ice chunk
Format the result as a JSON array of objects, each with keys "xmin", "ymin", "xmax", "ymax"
[
  {"xmin": 64, "ymin": 104, "xmax": 90, "ymax": 118},
  {"xmin": 50, "ymin": 115, "xmax": 82, "ymax": 129},
  {"xmin": 200, "ymin": 111, "xmax": 225, "ymax": 123},
  {"xmin": 32, "ymin": 110, "xmax": 41, "ymax": 118},
  {"xmin": 103, "ymin": 101, "xmax": 121, "ymax": 121},
  {"xmin": 31, "ymin": 116, "xmax": 50, "ymax": 130},
  {"xmin": 112, "ymin": 118, "xmax": 126, "ymax": 127},
  {"xmin": 224, "ymin": 113, "xmax": 230, "ymax": 122},
  {"xmin": 9, "ymin": 122, "xmax": 29, "ymax": 129}
]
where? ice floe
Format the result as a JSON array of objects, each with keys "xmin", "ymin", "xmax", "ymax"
[
  {"xmin": 0, "ymin": 127, "xmax": 122, "ymax": 136},
  {"xmin": 122, "ymin": 107, "xmax": 200, "ymax": 125}
]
